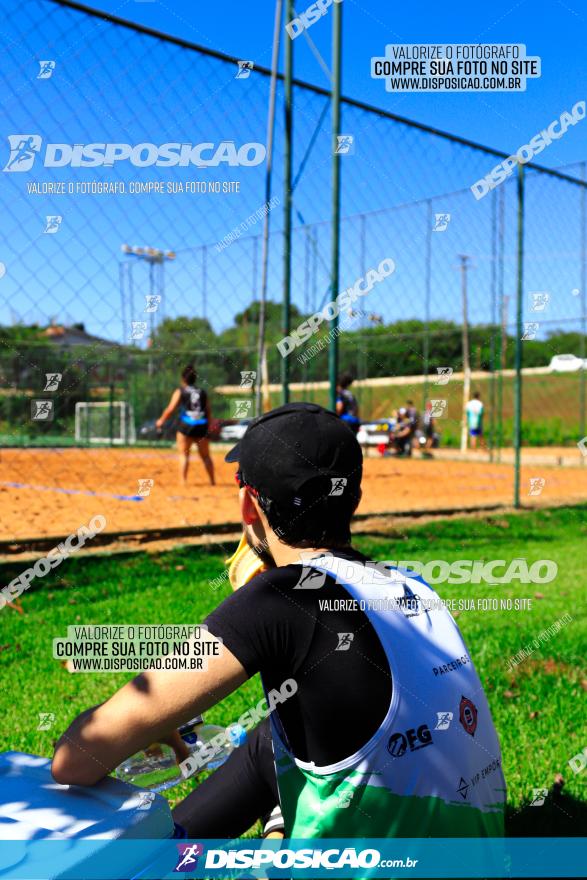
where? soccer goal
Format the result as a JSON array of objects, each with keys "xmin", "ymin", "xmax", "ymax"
[{"xmin": 75, "ymin": 402, "xmax": 136, "ymax": 445}]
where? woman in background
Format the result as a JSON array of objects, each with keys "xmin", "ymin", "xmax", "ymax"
[{"xmin": 157, "ymin": 364, "xmax": 215, "ymax": 487}]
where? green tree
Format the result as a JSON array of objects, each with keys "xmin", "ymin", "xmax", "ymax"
[{"xmin": 150, "ymin": 316, "xmax": 216, "ymax": 351}]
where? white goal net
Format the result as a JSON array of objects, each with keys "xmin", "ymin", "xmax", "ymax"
[{"xmin": 75, "ymin": 402, "xmax": 136, "ymax": 445}]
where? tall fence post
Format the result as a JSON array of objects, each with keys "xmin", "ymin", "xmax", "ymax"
[
  {"xmin": 513, "ymin": 165, "xmax": 525, "ymax": 508},
  {"xmin": 489, "ymin": 189, "xmax": 497, "ymax": 462},
  {"xmin": 358, "ymin": 214, "xmax": 367, "ymax": 387},
  {"xmin": 497, "ymin": 186, "xmax": 506, "ymax": 463},
  {"xmin": 281, "ymin": 0, "xmax": 293, "ymax": 405},
  {"xmin": 580, "ymin": 162, "xmax": 586, "ymax": 462},
  {"xmin": 423, "ymin": 200, "xmax": 432, "ymax": 411},
  {"xmin": 328, "ymin": 0, "xmax": 342, "ymax": 413},
  {"xmin": 459, "ymin": 254, "xmax": 471, "ymax": 454},
  {"xmin": 255, "ymin": 0, "xmax": 282, "ymax": 416}
]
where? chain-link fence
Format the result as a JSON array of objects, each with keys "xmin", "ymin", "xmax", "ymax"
[{"xmin": 1, "ymin": 0, "xmax": 586, "ymax": 540}]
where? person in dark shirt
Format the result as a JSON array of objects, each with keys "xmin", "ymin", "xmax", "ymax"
[
  {"xmin": 392, "ymin": 406, "xmax": 416, "ymax": 456},
  {"xmin": 52, "ymin": 404, "xmax": 505, "ymax": 843},
  {"xmin": 405, "ymin": 399, "xmax": 419, "ymax": 429},
  {"xmin": 420, "ymin": 400, "xmax": 439, "ymax": 456},
  {"xmin": 156, "ymin": 363, "xmax": 215, "ymax": 486},
  {"xmin": 52, "ymin": 404, "xmax": 392, "ymax": 835},
  {"xmin": 335, "ymin": 372, "xmax": 360, "ymax": 434}
]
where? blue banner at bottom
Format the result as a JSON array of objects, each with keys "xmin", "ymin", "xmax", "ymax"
[{"xmin": 0, "ymin": 838, "xmax": 585, "ymax": 879}]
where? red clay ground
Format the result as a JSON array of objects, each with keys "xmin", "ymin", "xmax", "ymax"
[{"xmin": 0, "ymin": 446, "xmax": 585, "ymax": 542}]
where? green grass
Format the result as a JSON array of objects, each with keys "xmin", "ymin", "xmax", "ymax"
[{"xmin": 1, "ymin": 506, "xmax": 585, "ymax": 835}]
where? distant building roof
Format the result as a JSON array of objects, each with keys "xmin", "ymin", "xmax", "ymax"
[{"xmin": 43, "ymin": 324, "xmax": 119, "ymax": 348}]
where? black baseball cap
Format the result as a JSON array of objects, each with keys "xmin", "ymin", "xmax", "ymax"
[{"xmin": 225, "ymin": 402, "xmax": 362, "ymax": 513}]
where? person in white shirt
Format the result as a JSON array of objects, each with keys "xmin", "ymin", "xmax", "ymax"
[{"xmin": 465, "ymin": 391, "xmax": 485, "ymax": 450}]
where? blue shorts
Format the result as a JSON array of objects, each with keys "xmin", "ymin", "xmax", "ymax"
[
  {"xmin": 469, "ymin": 427, "xmax": 482, "ymax": 437},
  {"xmin": 179, "ymin": 418, "xmax": 208, "ymax": 439}
]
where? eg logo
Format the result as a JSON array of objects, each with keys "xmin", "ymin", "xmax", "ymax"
[{"xmin": 387, "ymin": 724, "xmax": 433, "ymax": 757}]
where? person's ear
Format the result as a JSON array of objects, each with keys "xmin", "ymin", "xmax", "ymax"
[{"xmin": 240, "ymin": 487, "xmax": 261, "ymax": 525}]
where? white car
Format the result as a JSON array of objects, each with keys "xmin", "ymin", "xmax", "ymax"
[
  {"xmin": 219, "ymin": 420, "xmax": 251, "ymax": 442},
  {"xmin": 357, "ymin": 418, "xmax": 396, "ymax": 446},
  {"xmin": 548, "ymin": 354, "xmax": 587, "ymax": 373}
]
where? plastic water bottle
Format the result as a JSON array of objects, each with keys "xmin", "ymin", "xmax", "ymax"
[
  {"xmin": 115, "ymin": 716, "xmax": 247, "ymax": 792},
  {"xmin": 179, "ymin": 717, "xmax": 246, "ymax": 771},
  {"xmin": 115, "ymin": 742, "xmax": 180, "ymax": 793}
]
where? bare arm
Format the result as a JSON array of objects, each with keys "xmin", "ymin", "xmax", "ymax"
[
  {"xmin": 157, "ymin": 388, "xmax": 181, "ymax": 427},
  {"xmin": 51, "ymin": 633, "xmax": 248, "ymax": 786}
]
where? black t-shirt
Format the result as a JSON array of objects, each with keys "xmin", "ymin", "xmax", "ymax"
[
  {"xmin": 204, "ymin": 548, "xmax": 392, "ymax": 766},
  {"xmin": 405, "ymin": 406, "xmax": 419, "ymax": 433},
  {"xmin": 180, "ymin": 385, "xmax": 207, "ymax": 420}
]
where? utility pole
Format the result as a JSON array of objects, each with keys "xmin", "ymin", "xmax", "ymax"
[{"xmin": 459, "ymin": 254, "xmax": 472, "ymax": 453}]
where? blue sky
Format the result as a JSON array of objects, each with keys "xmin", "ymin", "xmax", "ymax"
[
  {"xmin": 91, "ymin": 0, "xmax": 587, "ymax": 168},
  {"xmin": 1, "ymin": 0, "xmax": 586, "ymax": 345}
]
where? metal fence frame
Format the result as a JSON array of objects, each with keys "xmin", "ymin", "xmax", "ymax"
[{"xmin": 1, "ymin": 0, "xmax": 586, "ymax": 524}]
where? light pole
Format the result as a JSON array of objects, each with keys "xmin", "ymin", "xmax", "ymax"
[{"xmin": 121, "ymin": 245, "xmax": 176, "ymax": 370}]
